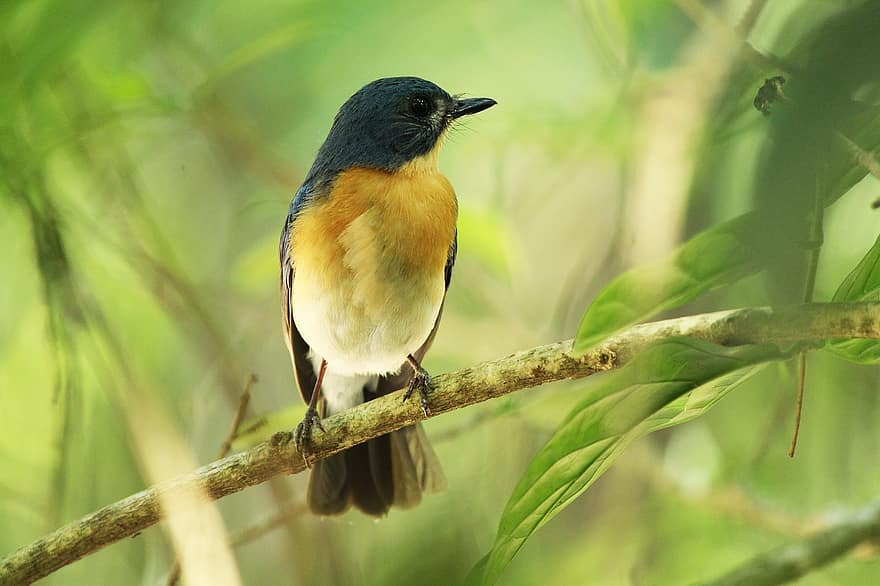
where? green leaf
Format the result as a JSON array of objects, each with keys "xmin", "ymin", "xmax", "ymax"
[
  {"xmin": 473, "ymin": 338, "xmax": 789, "ymax": 585},
  {"xmin": 573, "ymin": 213, "xmax": 761, "ymax": 353},
  {"xmin": 831, "ymin": 233, "xmax": 880, "ymax": 303},
  {"xmin": 828, "ymin": 233, "xmax": 880, "ymax": 363}
]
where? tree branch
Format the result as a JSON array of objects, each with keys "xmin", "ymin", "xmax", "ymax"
[
  {"xmin": 701, "ymin": 497, "xmax": 880, "ymax": 586},
  {"xmin": 3, "ymin": 302, "xmax": 880, "ymax": 586}
]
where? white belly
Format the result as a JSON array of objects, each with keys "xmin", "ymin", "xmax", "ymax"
[{"xmin": 292, "ymin": 267, "xmax": 445, "ymax": 376}]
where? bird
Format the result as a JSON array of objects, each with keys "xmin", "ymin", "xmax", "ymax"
[{"xmin": 279, "ymin": 76, "xmax": 496, "ymax": 516}]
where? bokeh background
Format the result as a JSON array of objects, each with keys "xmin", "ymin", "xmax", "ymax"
[{"xmin": 3, "ymin": 0, "xmax": 880, "ymax": 584}]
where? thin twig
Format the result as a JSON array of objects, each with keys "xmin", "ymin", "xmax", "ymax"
[
  {"xmin": 164, "ymin": 558, "xmax": 182, "ymax": 586},
  {"xmin": 4, "ymin": 303, "xmax": 880, "ymax": 586},
  {"xmin": 838, "ymin": 132, "xmax": 880, "ymax": 182},
  {"xmin": 679, "ymin": 0, "xmax": 795, "ymax": 74},
  {"xmin": 218, "ymin": 374, "xmax": 258, "ymax": 460},
  {"xmin": 789, "ymin": 187, "xmax": 824, "ymax": 457},
  {"xmin": 788, "ymin": 356, "xmax": 807, "ymax": 457},
  {"xmin": 230, "ymin": 502, "xmax": 309, "ymax": 548},
  {"xmin": 169, "ymin": 500, "xmax": 309, "ymax": 563}
]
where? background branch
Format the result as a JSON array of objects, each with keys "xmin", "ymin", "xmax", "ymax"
[
  {"xmin": 702, "ymin": 497, "xmax": 880, "ymax": 586},
  {"xmin": 3, "ymin": 302, "xmax": 880, "ymax": 586}
]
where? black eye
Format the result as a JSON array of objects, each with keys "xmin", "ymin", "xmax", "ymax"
[{"xmin": 409, "ymin": 95, "xmax": 432, "ymax": 118}]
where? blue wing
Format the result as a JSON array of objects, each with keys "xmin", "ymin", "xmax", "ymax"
[
  {"xmin": 444, "ymin": 230, "xmax": 457, "ymax": 291},
  {"xmin": 280, "ymin": 183, "xmax": 319, "ymax": 403}
]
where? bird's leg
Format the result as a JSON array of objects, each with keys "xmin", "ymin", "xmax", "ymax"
[
  {"xmin": 402, "ymin": 354, "xmax": 433, "ymax": 417},
  {"xmin": 295, "ymin": 359, "xmax": 327, "ymax": 466}
]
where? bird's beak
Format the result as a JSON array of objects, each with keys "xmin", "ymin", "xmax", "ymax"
[{"xmin": 451, "ymin": 97, "xmax": 497, "ymax": 118}]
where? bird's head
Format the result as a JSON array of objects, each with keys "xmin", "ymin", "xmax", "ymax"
[{"xmin": 307, "ymin": 76, "xmax": 496, "ymax": 182}]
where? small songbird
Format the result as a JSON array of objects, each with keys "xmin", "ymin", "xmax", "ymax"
[{"xmin": 279, "ymin": 77, "xmax": 495, "ymax": 515}]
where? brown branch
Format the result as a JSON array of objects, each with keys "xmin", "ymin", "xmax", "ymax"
[{"xmin": 3, "ymin": 302, "xmax": 880, "ymax": 585}]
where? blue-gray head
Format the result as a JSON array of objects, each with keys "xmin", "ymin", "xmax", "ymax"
[{"xmin": 305, "ymin": 77, "xmax": 496, "ymax": 184}]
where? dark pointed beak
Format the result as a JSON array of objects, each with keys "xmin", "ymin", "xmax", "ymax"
[{"xmin": 451, "ymin": 97, "xmax": 497, "ymax": 118}]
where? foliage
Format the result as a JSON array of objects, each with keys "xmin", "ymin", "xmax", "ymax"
[
  {"xmin": 472, "ymin": 341, "xmax": 786, "ymax": 585},
  {"xmin": 3, "ymin": 1, "xmax": 880, "ymax": 585}
]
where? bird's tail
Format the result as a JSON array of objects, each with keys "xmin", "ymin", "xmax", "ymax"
[{"xmin": 307, "ymin": 383, "xmax": 445, "ymax": 516}]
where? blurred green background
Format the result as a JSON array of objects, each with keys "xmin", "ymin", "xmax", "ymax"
[{"xmin": 3, "ymin": 0, "xmax": 880, "ymax": 584}]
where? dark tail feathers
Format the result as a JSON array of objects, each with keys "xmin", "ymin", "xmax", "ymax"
[{"xmin": 307, "ymin": 424, "xmax": 445, "ymax": 516}]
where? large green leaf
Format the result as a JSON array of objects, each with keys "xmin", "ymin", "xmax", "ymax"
[
  {"xmin": 828, "ymin": 233, "xmax": 880, "ymax": 363},
  {"xmin": 574, "ymin": 213, "xmax": 761, "ymax": 353},
  {"xmin": 472, "ymin": 338, "xmax": 789, "ymax": 585},
  {"xmin": 750, "ymin": 3, "xmax": 880, "ymax": 304}
]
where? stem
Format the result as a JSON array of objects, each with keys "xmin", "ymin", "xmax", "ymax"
[{"xmin": 789, "ymin": 184, "xmax": 825, "ymax": 457}]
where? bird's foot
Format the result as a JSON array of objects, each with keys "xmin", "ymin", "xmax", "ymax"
[
  {"xmin": 294, "ymin": 406, "xmax": 325, "ymax": 466},
  {"xmin": 403, "ymin": 365, "xmax": 433, "ymax": 417}
]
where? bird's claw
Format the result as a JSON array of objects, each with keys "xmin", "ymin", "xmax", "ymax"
[
  {"xmin": 403, "ymin": 366, "xmax": 433, "ymax": 417},
  {"xmin": 294, "ymin": 406, "xmax": 324, "ymax": 466}
]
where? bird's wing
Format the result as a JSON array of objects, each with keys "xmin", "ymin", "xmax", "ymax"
[
  {"xmin": 444, "ymin": 229, "xmax": 457, "ymax": 291},
  {"xmin": 280, "ymin": 183, "xmax": 319, "ymax": 404},
  {"xmin": 375, "ymin": 230, "xmax": 457, "ymax": 395}
]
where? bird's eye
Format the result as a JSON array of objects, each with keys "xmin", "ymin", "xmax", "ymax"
[{"xmin": 409, "ymin": 95, "xmax": 432, "ymax": 118}]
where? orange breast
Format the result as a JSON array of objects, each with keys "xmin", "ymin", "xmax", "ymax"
[{"xmin": 290, "ymin": 164, "xmax": 458, "ymax": 288}]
